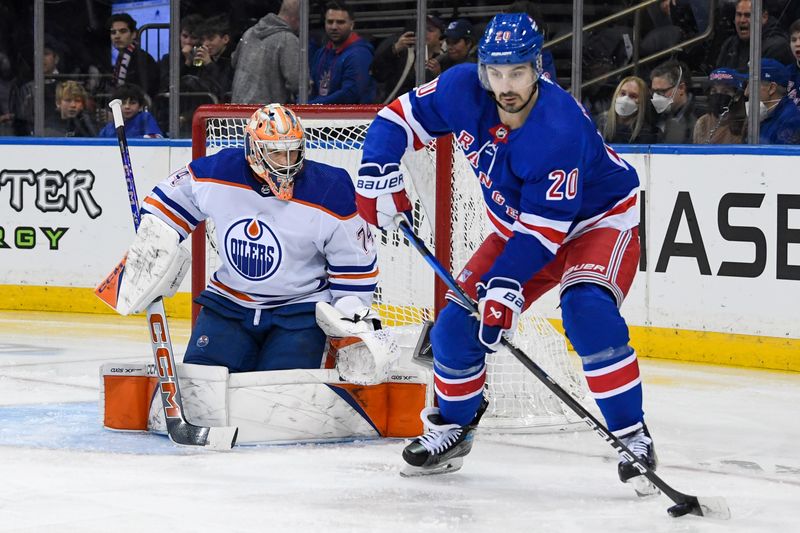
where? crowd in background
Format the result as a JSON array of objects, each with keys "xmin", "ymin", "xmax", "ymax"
[{"xmin": 1, "ymin": 0, "xmax": 799, "ymax": 144}]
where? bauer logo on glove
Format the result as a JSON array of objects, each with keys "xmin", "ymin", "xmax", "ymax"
[
  {"xmin": 355, "ymin": 162, "xmax": 413, "ymax": 231},
  {"xmin": 476, "ymin": 277, "xmax": 524, "ymax": 350}
]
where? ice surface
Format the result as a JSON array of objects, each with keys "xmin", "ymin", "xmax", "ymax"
[{"xmin": 0, "ymin": 310, "xmax": 798, "ymax": 532}]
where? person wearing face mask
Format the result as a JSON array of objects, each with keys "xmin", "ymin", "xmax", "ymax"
[
  {"xmin": 597, "ymin": 76, "xmax": 659, "ymax": 143},
  {"xmin": 743, "ymin": 58, "xmax": 800, "ymax": 144},
  {"xmin": 693, "ymin": 68, "xmax": 747, "ymax": 144},
  {"xmin": 649, "ymin": 59, "xmax": 701, "ymax": 143}
]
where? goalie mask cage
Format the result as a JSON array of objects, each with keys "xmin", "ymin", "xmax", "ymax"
[{"xmin": 191, "ymin": 104, "xmax": 588, "ymax": 432}]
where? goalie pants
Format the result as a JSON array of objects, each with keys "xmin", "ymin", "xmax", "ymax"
[
  {"xmin": 184, "ymin": 291, "xmax": 326, "ymax": 372},
  {"xmin": 430, "ymin": 227, "xmax": 645, "ymax": 434}
]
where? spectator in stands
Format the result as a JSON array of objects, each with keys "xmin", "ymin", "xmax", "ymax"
[
  {"xmin": 98, "ymin": 84, "xmax": 163, "ymax": 138},
  {"xmin": 192, "ymin": 15, "xmax": 235, "ymax": 102},
  {"xmin": 650, "ymin": 60, "xmax": 701, "ymax": 143},
  {"xmin": 371, "ymin": 14, "xmax": 446, "ymax": 104},
  {"xmin": 158, "ymin": 14, "xmax": 205, "ymax": 93},
  {"xmin": 0, "ymin": 48, "xmax": 12, "ymax": 136},
  {"xmin": 10, "ymin": 39, "xmax": 64, "ymax": 136},
  {"xmin": 46, "ymin": 81, "xmax": 96, "ymax": 137},
  {"xmin": 743, "ymin": 58, "xmax": 800, "ymax": 144},
  {"xmin": 310, "ymin": 1, "xmax": 376, "ymax": 104},
  {"xmin": 715, "ymin": 0, "xmax": 794, "ymax": 70},
  {"xmin": 231, "ymin": 0, "xmax": 301, "ymax": 104},
  {"xmin": 693, "ymin": 68, "xmax": 747, "ymax": 143},
  {"xmin": 596, "ymin": 76, "xmax": 659, "ymax": 144},
  {"xmin": 581, "ymin": 25, "xmax": 634, "ymax": 120},
  {"xmin": 429, "ymin": 19, "xmax": 477, "ymax": 75},
  {"xmin": 109, "ymin": 13, "xmax": 160, "ymax": 99},
  {"xmin": 787, "ymin": 19, "xmax": 800, "ymax": 109}
]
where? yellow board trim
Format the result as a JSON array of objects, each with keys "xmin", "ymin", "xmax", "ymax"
[
  {"xmin": 0, "ymin": 285, "xmax": 193, "ymax": 319},
  {"xmin": 1, "ymin": 285, "xmax": 797, "ymax": 372}
]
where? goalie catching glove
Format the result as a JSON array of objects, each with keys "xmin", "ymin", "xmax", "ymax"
[
  {"xmin": 316, "ymin": 297, "xmax": 399, "ymax": 385},
  {"xmin": 476, "ymin": 277, "xmax": 524, "ymax": 350},
  {"xmin": 95, "ymin": 214, "xmax": 191, "ymax": 315},
  {"xmin": 355, "ymin": 162, "xmax": 412, "ymax": 231}
]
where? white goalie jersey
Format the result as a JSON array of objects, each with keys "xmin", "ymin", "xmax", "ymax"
[{"xmin": 140, "ymin": 148, "xmax": 378, "ymax": 309}]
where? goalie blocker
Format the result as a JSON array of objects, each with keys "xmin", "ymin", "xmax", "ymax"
[
  {"xmin": 95, "ymin": 214, "xmax": 191, "ymax": 315},
  {"xmin": 100, "ymin": 302, "xmax": 433, "ymax": 443}
]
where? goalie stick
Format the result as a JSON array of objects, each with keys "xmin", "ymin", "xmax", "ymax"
[
  {"xmin": 395, "ymin": 215, "xmax": 730, "ymax": 520},
  {"xmin": 105, "ymin": 99, "xmax": 238, "ymax": 450}
]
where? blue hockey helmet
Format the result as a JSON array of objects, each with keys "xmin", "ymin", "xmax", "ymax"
[{"xmin": 478, "ymin": 13, "xmax": 544, "ymax": 66}]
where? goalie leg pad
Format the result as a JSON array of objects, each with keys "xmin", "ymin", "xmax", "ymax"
[
  {"xmin": 99, "ymin": 363, "xmax": 159, "ymax": 431},
  {"xmin": 140, "ymin": 366, "xmax": 428, "ymax": 443}
]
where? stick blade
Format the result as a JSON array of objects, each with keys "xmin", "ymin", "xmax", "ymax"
[
  {"xmin": 696, "ymin": 496, "xmax": 731, "ymax": 520},
  {"xmin": 668, "ymin": 496, "xmax": 730, "ymax": 520},
  {"xmin": 167, "ymin": 420, "xmax": 238, "ymax": 450},
  {"xmin": 204, "ymin": 426, "xmax": 239, "ymax": 451}
]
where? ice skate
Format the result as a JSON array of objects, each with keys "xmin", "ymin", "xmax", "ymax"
[
  {"xmin": 618, "ymin": 424, "xmax": 659, "ymax": 497},
  {"xmin": 400, "ymin": 398, "xmax": 488, "ymax": 477}
]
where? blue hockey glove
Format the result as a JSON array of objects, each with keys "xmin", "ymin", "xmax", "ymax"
[{"xmin": 476, "ymin": 277, "xmax": 524, "ymax": 350}]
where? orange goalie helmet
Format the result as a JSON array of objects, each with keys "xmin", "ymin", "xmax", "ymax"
[{"xmin": 245, "ymin": 103, "xmax": 305, "ymax": 200}]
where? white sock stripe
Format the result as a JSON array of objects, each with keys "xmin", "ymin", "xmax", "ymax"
[
  {"xmin": 433, "ymin": 364, "xmax": 486, "ymax": 384},
  {"xmin": 583, "ymin": 352, "xmax": 637, "ymax": 377},
  {"xmin": 589, "ymin": 377, "xmax": 641, "ymax": 399},
  {"xmin": 612, "ymin": 421, "xmax": 643, "ymax": 437},
  {"xmin": 434, "ymin": 384, "xmax": 486, "ymax": 402}
]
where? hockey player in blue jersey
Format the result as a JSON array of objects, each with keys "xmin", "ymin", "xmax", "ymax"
[
  {"xmin": 355, "ymin": 14, "xmax": 657, "ymax": 492},
  {"xmin": 110, "ymin": 103, "xmax": 378, "ymax": 373}
]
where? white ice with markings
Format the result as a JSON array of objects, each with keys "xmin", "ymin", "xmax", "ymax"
[{"xmin": 0, "ymin": 310, "xmax": 798, "ymax": 532}]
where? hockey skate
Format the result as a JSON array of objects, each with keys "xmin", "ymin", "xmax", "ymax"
[
  {"xmin": 400, "ymin": 397, "xmax": 489, "ymax": 477},
  {"xmin": 618, "ymin": 424, "xmax": 659, "ymax": 497}
]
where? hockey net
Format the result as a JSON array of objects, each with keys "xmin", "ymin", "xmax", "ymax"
[{"xmin": 191, "ymin": 104, "xmax": 588, "ymax": 432}]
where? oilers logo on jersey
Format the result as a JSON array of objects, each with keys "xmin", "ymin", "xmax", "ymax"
[{"xmin": 224, "ymin": 218, "xmax": 282, "ymax": 281}]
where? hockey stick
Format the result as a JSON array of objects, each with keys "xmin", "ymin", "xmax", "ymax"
[
  {"xmin": 395, "ymin": 216, "xmax": 729, "ymax": 519},
  {"xmin": 106, "ymin": 99, "xmax": 238, "ymax": 450}
]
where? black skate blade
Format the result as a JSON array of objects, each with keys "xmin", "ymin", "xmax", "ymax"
[
  {"xmin": 400, "ymin": 457, "xmax": 464, "ymax": 477},
  {"xmin": 629, "ymin": 474, "xmax": 661, "ymax": 498}
]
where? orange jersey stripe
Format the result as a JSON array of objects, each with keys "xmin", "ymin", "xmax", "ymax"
[
  {"xmin": 192, "ymin": 176, "xmax": 253, "ymax": 191},
  {"xmin": 210, "ymin": 279, "xmax": 255, "ymax": 302},
  {"xmin": 329, "ymin": 268, "xmax": 379, "ymax": 280},
  {"xmin": 143, "ymin": 197, "xmax": 192, "ymax": 234},
  {"xmin": 289, "ymin": 197, "xmax": 357, "ymax": 220}
]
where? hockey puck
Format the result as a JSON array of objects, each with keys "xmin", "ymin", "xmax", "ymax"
[{"xmin": 667, "ymin": 502, "xmax": 695, "ymax": 517}]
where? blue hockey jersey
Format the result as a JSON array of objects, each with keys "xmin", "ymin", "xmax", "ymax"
[
  {"xmin": 360, "ymin": 64, "xmax": 640, "ymax": 285},
  {"xmin": 141, "ymin": 148, "xmax": 378, "ymax": 309}
]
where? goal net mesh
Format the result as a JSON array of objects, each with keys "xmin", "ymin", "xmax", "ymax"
[{"xmin": 198, "ymin": 108, "xmax": 589, "ymax": 431}]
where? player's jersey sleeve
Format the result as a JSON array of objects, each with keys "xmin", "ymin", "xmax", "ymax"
[
  {"xmin": 361, "ymin": 66, "xmax": 472, "ymax": 166},
  {"xmin": 139, "ymin": 164, "xmax": 206, "ymax": 241},
  {"xmin": 315, "ymin": 167, "xmax": 379, "ymax": 306}
]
